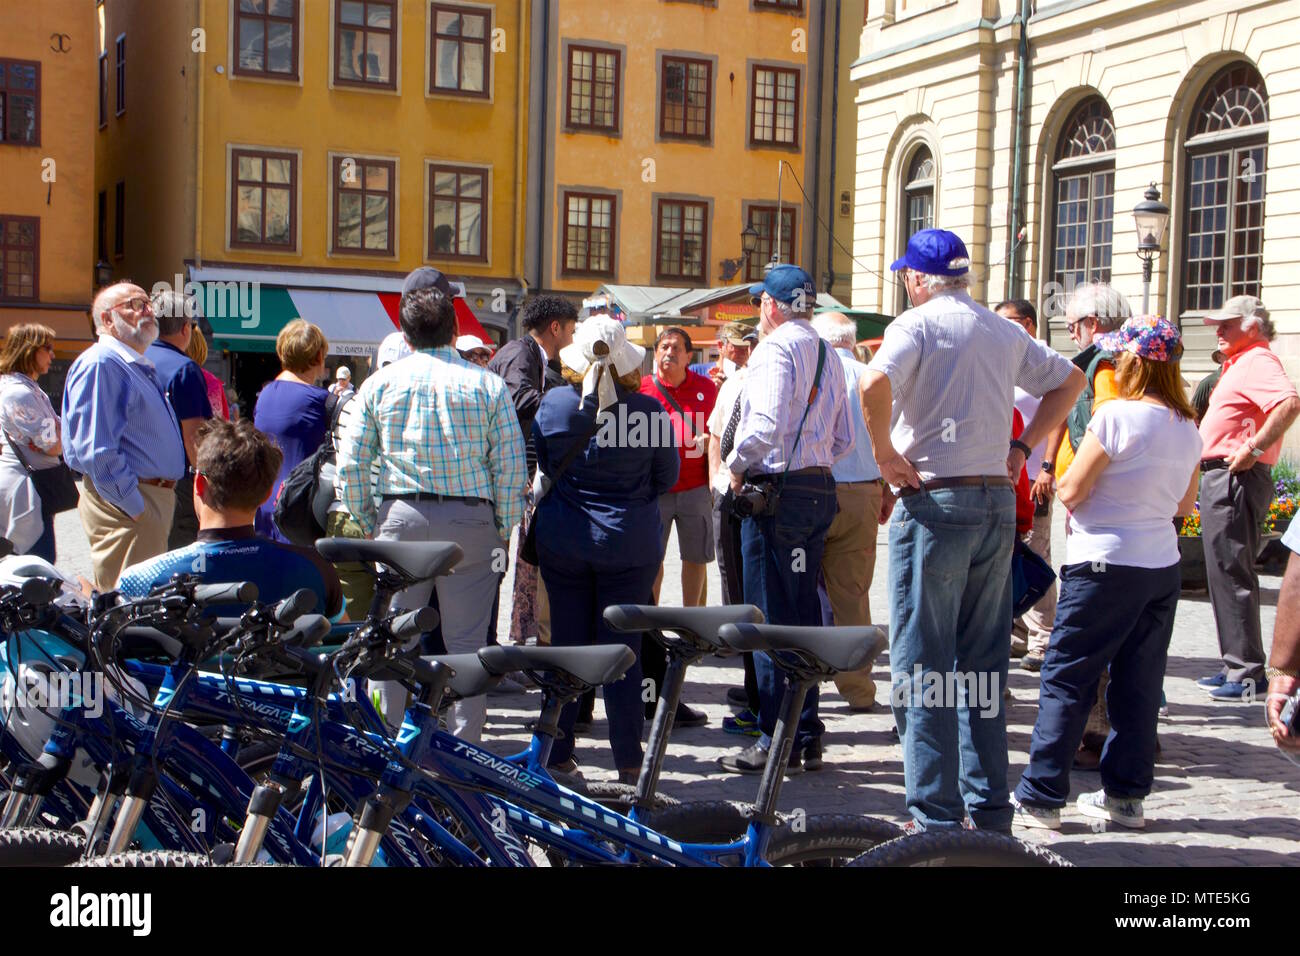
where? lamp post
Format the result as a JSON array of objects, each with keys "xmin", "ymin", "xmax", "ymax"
[
  {"xmin": 1133, "ymin": 182, "xmax": 1170, "ymax": 315},
  {"xmin": 721, "ymin": 225, "xmax": 761, "ymax": 282}
]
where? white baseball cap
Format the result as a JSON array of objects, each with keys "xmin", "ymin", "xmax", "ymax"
[
  {"xmin": 335, "ymin": 365, "xmax": 352, "ymax": 380},
  {"xmin": 454, "ymin": 334, "xmax": 492, "ymax": 353}
]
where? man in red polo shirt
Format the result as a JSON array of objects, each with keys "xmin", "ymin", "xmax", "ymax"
[
  {"xmin": 641, "ymin": 326, "xmax": 717, "ymax": 725},
  {"xmin": 1198, "ymin": 296, "xmax": 1300, "ymax": 702}
]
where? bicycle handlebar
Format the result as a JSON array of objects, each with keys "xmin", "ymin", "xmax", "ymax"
[
  {"xmin": 193, "ymin": 581, "xmax": 258, "ymax": 608},
  {"xmin": 273, "ymin": 589, "xmax": 317, "ymax": 627},
  {"xmin": 390, "ymin": 606, "xmax": 438, "ymax": 642}
]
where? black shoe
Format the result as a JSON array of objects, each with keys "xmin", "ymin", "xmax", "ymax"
[
  {"xmin": 573, "ymin": 719, "xmax": 592, "ymax": 734},
  {"xmin": 718, "ymin": 742, "xmax": 769, "ymax": 774},
  {"xmin": 674, "ymin": 703, "xmax": 707, "ymax": 728},
  {"xmin": 726, "ymin": 686, "xmax": 750, "ymax": 708},
  {"xmin": 801, "ymin": 739, "xmax": 823, "ymax": 772}
]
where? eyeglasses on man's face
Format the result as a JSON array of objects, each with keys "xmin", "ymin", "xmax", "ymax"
[{"xmin": 115, "ymin": 295, "xmax": 153, "ymax": 315}]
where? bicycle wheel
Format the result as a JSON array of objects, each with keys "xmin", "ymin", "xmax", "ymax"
[
  {"xmin": 640, "ymin": 800, "xmax": 754, "ymax": 843},
  {"xmin": 847, "ymin": 830, "xmax": 1073, "ymax": 867},
  {"xmin": 578, "ymin": 781, "xmax": 681, "ymax": 813},
  {"xmin": 71, "ymin": 850, "xmax": 211, "ymax": 868},
  {"xmin": 0, "ymin": 827, "xmax": 86, "ymax": 866},
  {"xmin": 763, "ymin": 815, "xmax": 903, "ymax": 866}
]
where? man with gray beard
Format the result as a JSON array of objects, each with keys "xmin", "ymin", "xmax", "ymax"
[{"xmin": 62, "ymin": 282, "xmax": 187, "ymax": 589}]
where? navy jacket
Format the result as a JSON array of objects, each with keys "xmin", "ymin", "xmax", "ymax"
[{"xmin": 532, "ymin": 384, "xmax": 679, "ymax": 567}]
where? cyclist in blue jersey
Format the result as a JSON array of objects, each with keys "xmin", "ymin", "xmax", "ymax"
[{"xmin": 117, "ymin": 418, "xmax": 343, "ymax": 619}]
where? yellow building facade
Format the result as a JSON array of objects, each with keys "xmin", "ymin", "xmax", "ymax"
[
  {"xmin": 526, "ymin": 0, "xmax": 849, "ymax": 298},
  {"xmin": 0, "ymin": 0, "xmax": 97, "ymax": 371},
  {"xmin": 96, "ymin": 0, "xmax": 530, "ymax": 381}
]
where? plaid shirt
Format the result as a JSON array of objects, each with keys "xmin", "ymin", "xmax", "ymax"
[{"xmin": 336, "ymin": 346, "xmax": 526, "ymax": 537}]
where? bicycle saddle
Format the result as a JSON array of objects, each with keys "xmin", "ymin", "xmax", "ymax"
[
  {"xmin": 427, "ymin": 652, "xmax": 502, "ymax": 701},
  {"xmin": 478, "ymin": 644, "xmax": 635, "ymax": 690},
  {"xmin": 717, "ymin": 623, "xmax": 887, "ymax": 676},
  {"xmin": 603, "ymin": 604, "xmax": 764, "ymax": 651},
  {"xmin": 314, "ymin": 539, "xmax": 463, "ymax": 582}
]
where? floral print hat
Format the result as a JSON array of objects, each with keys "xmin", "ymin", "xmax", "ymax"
[{"xmin": 1095, "ymin": 315, "xmax": 1182, "ymax": 363}]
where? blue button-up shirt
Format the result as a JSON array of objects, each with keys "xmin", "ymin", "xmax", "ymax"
[
  {"xmin": 62, "ymin": 335, "xmax": 186, "ymax": 517},
  {"xmin": 830, "ymin": 347, "xmax": 881, "ymax": 483},
  {"xmin": 146, "ymin": 340, "xmax": 213, "ymax": 422}
]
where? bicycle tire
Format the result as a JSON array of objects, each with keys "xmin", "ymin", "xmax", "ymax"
[
  {"xmin": 847, "ymin": 830, "xmax": 1074, "ymax": 867},
  {"xmin": 0, "ymin": 827, "xmax": 86, "ymax": 866},
  {"xmin": 639, "ymin": 800, "xmax": 754, "ymax": 843},
  {"xmin": 71, "ymin": 850, "xmax": 211, "ymax": 868},
  {"xmin": 579, "ymin": 781, "xmax": 681, "ymax": 812},
  {"xmin": 763, "ymin": 814, "xmax": 903, "ymax": 867}
]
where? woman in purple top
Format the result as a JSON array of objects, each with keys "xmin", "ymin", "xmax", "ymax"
[{"xmin": 253, "ymin": 319, "xmax": 330, "ymax": 541}]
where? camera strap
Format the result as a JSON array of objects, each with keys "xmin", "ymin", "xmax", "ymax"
[
  {"xmin": 776, "ymin": 339, "xmax": 827, "ymax": 493},
  {"xmin": 652, "ymin": 375, "xmax": 698, "ymax": 443}
]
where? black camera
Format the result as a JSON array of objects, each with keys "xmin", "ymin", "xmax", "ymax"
[{"xmin": 731, "ymin": 482, "xmax": 779, "ymax": 518}]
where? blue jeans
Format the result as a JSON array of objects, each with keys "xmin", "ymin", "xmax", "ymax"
[
  {"xmin": 740, "ymin": 471, "xmax": 837, "ymax": 749},
  {"xmin": 889, "ymin": 484, "xmax": 1015, "ymax": 831},
  {"xmin": 1015, "ymin": 561, "xmax": 1179, "ymax": 807},
  {"xmin": 537, "ymin": 544, "xmax": 656, "ymax": 770}
]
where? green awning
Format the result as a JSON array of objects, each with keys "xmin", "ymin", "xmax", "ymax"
[{"xmin": 813, "ymin": 307, "xmax": 894, "ymax": 341}]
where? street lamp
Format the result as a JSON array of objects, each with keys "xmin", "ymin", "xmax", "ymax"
[
  {"xmin": 720, "ymin": 225, "xmax": 763, "ymax": 282},
  {"xmin": 94, "ymin": 259, "xmax": 113, "ymax": 288},
  {"xmin": 740, "ymin": 224, "xmax": 759, "ymax": 258},
  {"xmin": 1133, "ymin": 182, "xmax": 1170, "ymax": 314}
]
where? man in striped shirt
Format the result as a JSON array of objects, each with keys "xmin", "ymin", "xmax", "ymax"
[
  {"xmin": 337, "ymin": 268, "xmax": 526, "ymax": 742},
  {"xmin": 862, "ymin": 229, "xmax": 1083, "ymax": 833},
  {"xmin": 718, "ymin": 264, "xmax": 853, "ymax": 775}
]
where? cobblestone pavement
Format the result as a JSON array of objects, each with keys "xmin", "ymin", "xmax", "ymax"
[{"xmin": 53, "ymin": 507, "xmax": 1300, "ymax": 866}]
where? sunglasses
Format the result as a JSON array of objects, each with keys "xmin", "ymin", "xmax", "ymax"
[{"xmin": 115, "ymin": 295, "xmax": 153, "ymax": 314}]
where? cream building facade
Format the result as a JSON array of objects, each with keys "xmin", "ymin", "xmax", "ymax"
[{"xmin": 850, "ymin": 0, "xmax": 1299, "ymax": 387}]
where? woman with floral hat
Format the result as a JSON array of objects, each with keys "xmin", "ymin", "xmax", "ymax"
[{"xmin": 1012, "ymin": 315, "xmax": 1201, "ymax": 832}]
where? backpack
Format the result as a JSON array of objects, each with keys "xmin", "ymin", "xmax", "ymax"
[{"xmin": 273, "ymin": 392, "xmax": 349, "ymax": 547}]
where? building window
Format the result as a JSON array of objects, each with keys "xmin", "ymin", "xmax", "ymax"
[
  {"xmin": 97, "ymin": 190, "xmax": 107, "ymax": 262},
  {"xmin": 430, "ymin": 3, "xmax": 490, "ymax": 97},
  {"xmin": 332, "ymin": 156, "xmax": 395, "ymax": 255},
  {"xmin": 0, "ymin": 59, "xmax": 40, "ymax": 146},
  {"xmin": 335, "ymin": 0, "xmax": 396, "ymax": 89},
  {"xmin": 1182, "ymin": 63, "xmax": 1269, "ymax": 314},
  {"xmin": 234, "ymin": 0, "xmax": 300, "ymax": 80},
  {"xmin": 0, "ymin": 216, "xmax": 38, "ymax": 301},
  {"xmin": 656, "ymin": 200, "xmax": 708, "ymax": 282},
  {"xmin": 113, "ymin": 181, "xmax": 125, "ymax": 257},
  {"xmin": 660, "ymin": 56, "xmax": 710, "ymax": 141},
  {"xmin": 750, "ymin": 65, "xmax": 798, "ymax": 147},
  {"xmin": 753, "ymin": 0, "xmax": 804, "ymax": 9},
  {"xmin": 1050, "ymin": 98, "xmax": 1115, "ymax": 302},
  {"xmin": 562, "ymin": 192, "xmax": 616, "ymax": 277},
  {"xmin": 429, "ymin": 164, "xmax": 486, "ymax": 260},
  {"xmin": 98, "ymin": 54, "xmax": 107, "ymax": 128},
  {"xmin": 566, "ymin": 45, "xmax": 620, "ymax": 132},
  {"xmin": 745, "ymin": 204, "xmax": 795, "ymax": 281},
  {"xmin": 115, "ymin": 35, "xmax": 126, "ymax": 115},
  {"xmin": 902, "ymin": 145, "xmax": 935, "ymax": 242},
  {"xmin": 230, "ymin": 149, "xmax": 296, "ymax": 249}
]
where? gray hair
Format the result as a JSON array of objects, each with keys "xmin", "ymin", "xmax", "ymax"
[
  {"xmin": 1065, "ymin": 282, "xmax": 1131, "ymax": 332},
  {"xmin": 1244, "ymin": 307, "xmax": 1276, "ymax": 341},
  {"xmin": 769, "ymin": 297, "xmax": 813, "ymax": 323},
  {"xmin": 812, "ymin": 312, "xmax": 857, "ymax": 349},
  {"xmin": 909, "ymin": 270, "xmax": 971, "ymax": 295}
]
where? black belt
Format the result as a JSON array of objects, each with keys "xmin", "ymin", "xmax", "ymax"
[
  {"xmin": 1200, "ymin": 458, "xmax": 1229, "ymax": 472},
  {"xmin": 897, "ymin": 475, "xmax": 1012, "ymax": 498},
  {"xmin": 382, "ymin": 493, "xmax": 492, "ymax": 506},
  {"xmin": 746, "ymin": 466, "xmax": 832, "ymax": 483}
]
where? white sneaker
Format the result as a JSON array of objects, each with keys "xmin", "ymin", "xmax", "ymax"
[
  {"xmin": 1011, "ymin": 794, "xmax": 1061, "ymax": 830},
  {"xmin": 1076, "ymin": 789, "xmax": 1144, "ymax": 829}
]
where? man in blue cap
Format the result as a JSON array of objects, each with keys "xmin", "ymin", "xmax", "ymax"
[
  {"xmin": 718, "ymin": 264, "xmax": 853, "ymax": 774},
  {"xmin": 861, "ymin": 229, "xmax": 1083, "ymax": 831}
]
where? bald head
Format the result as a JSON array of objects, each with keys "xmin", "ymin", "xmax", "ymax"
[{"xmin": 92, "ymin": 282, "xmax": 158, "ymax": 352}]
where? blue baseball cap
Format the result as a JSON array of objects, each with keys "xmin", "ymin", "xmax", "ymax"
[
  {"xmin": 749, "ymin": 264, "xmax": 816, "ymax": 306},
  {"xmin": 890, "ymin": 229, "xmax": 971, "ymax": 276}
]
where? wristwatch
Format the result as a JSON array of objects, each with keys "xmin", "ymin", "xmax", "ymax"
[
  {"xmin": 1009, "ymin": 439, "xmax": 1032, "ymax": 457},
  {"xmin": 1247, "ymin": 439, "xmax": 1264, "ymax": 458},
  {"xmin": 1041, "ymin": 461, "xmax": 1054, "ymax": 473}
]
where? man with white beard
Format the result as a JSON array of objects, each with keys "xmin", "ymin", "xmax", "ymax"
[{"xmin": 62, "ymin": 283, "xmax": 187, "ymax": 589}]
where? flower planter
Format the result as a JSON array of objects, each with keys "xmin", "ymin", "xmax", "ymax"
[{"xmin": 1178, "ymin": 535, "xmax": 1207, "ymax": 591}]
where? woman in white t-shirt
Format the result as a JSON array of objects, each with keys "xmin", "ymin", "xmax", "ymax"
[{"xmin": 1013, "ymin": 316, "xmax": 1200, "ymax": 833}]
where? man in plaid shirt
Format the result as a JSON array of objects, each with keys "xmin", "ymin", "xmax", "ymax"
[{"xmin": 337, "ymin": 267, "xmax": 525, "ymax": 741}]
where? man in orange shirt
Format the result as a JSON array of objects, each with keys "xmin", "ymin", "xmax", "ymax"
[{"xmin": 1198, "ymin": 296, "xmax": 1300, "ymax": 701}]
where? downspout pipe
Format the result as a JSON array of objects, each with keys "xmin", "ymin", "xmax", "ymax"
[
  {"xmin": 1007, "ymin": 0, "xmax": 1030, "ymax": 300},
  {"xmin": 825, "ymin": 0, "xmax": 841, "ymax": 293},
  {"xmin": 533, "ymin": 0, "xmax": 549, "ymax": 296}
]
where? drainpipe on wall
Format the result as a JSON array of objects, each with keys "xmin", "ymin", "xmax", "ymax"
[
  {"xmin": 193, "ymin": 0, "xmax": 205, "ymax": 270},
  {"xmin": 810, "ymin": 1, "xmax": 827, "ymax": 285},
  {"xmin": 513, "ymin": 0, "xmax": 527, "ymax": 301},
  {"xmin": 1007, "ymin": 0, "xmax": 1030, "ymax": 300},
  {"xmin": 825, "ymin": 0, "xmax": 842, "ymax": 293},
  {"xmin": 533, "ymin": 0, "xmax": 550, "ymax": 295}
]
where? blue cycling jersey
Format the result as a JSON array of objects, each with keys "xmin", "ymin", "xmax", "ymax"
[{"xmin": 117, "ymin": 526, "xmax": 344, "ymax": 620}]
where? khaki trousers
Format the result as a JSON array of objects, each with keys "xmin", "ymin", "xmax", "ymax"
[
  {"xmin": 79, "ymin": 478, "xmax": 176, "ymax": 591},
  {"xmin": 821, "ymin": 481, "xmax": 884, "ymax": 707}
]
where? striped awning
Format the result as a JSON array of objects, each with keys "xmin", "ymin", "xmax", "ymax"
[{"xmin": 187, "ymin": 266, "xmax": 495, "ymax": 356}]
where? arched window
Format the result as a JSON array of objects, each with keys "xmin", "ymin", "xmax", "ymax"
[
  {"xmin": 1182, "ymin": 63, "xmax": 1269, "ymax": 313},
  {"xmin": 903, "ymin": 146, "xmax": 935, "ymax": 241},
  {"xmin": 1051, "ymin": 97, "xmax": 1115, "ymax": 297}
]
